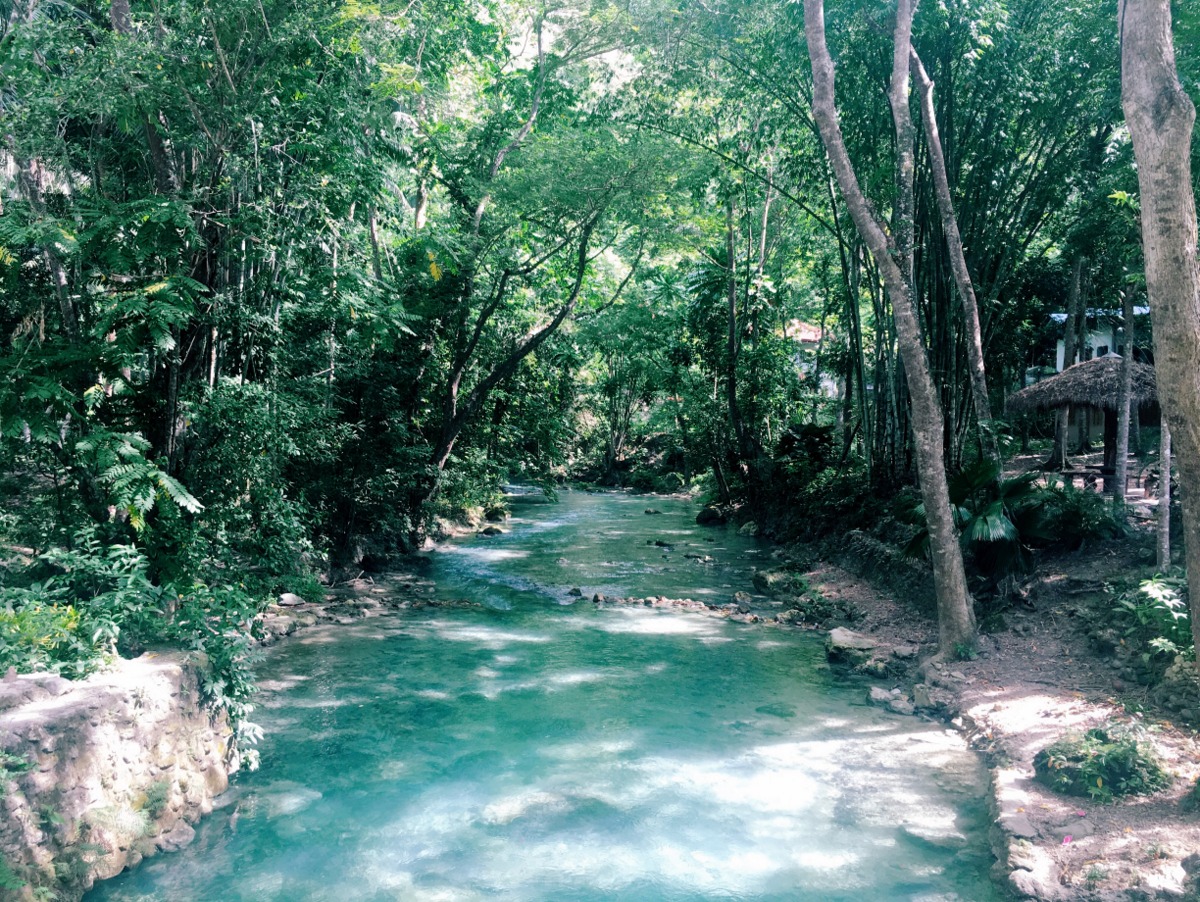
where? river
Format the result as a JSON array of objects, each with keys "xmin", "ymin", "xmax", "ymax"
[{"xmin": 87, "ymin": 490, "xmax": 1001, "ymax": 901}]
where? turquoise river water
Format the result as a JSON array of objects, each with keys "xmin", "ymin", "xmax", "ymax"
[{"xmin": 87, "ymin": 490, "xmax": 1002, "ymax": 901}]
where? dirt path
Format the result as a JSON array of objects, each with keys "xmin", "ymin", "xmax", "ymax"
[{"xmin": 805, "ymin": 553, "xmax": 1200, "ymax": 900}]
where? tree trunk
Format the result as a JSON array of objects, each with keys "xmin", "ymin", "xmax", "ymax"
[
  {"xmin": 911, "ymin": 52, "xmax": 999, "ymax": 469},
  {"xmin": 1120, "ymin": 0, "xmax": 1200, "ymax": 661},
  {"xmin": 1113, "ymin": 290, "xmax": 1135, "ymax": 512},
  {"xmin": 725, "ymin": 196, "xmax": 747, "ymax": 461},
  {"xmin": 16, "ymin": 159, "xmax": 79, "ymax": 342},
  {"xmin": 1158, "ymin": 419, "xmax": 1172, "ymax": 570},
  {"xmin": 805, "ymin": 0, "xmax": 976, "ymax": 654},
  {"xmin": 1050, "ymin": 256, "xmax": 1085, "ymax": 468}
]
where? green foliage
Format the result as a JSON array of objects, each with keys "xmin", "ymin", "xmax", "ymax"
[
  {"xmin": 1033, "ymin": 724, "xmax": 1171, "ymax": 803},
  {"xmin": 900, "ymin": 463, "xmax": 1122, "ymax": 584},
  {"xmin": 1183, "ymin": 777, "xmax": 1200, "ymax": 813},
  {"xmin": 0, "ymin": 532, "xmax": 262, "ymax": 767},
  {"xmin": 1108, "ymin": 570, "xmax": 1193, "ymax": 662},
  {"xmin": 141, "ymin": 781, "xmax": 171, "ymax": 820},
  {"xmin": 166, "ymin": 583, "xmax": 263, "ymax": 770},
  {"xmin": 0, "ymin": 596, "xmax": 98, "ymax": 679},
  {"xmin": 0, "ymin": 749, "xmax": 32, "ymax": 797},
  {"xmin": 772, "ymin": 463, "xmax": 890, "ymax": 542},
  {"xmin": 1036, "ymin": 481, "xmax": 1124, "ymax": 550},
  {"xmin": 0, "ymin": 851, "xmax": 25, "ymax": 891},
  {"xmin": 900, "ymin": 461, "xmax": 1042, "ymax": 578}
]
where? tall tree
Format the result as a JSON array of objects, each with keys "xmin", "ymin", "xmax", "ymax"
[
  {"xmin": 1120, "ymin": 0, "xmax": 1200, "ymax": 660},
  {"xmin": 804, "ymin": 0, "xmax": 976, "ymax": 655},
  {"xmin": 910, "ymin": 49, "xmax": 998, "ymax": 469}
]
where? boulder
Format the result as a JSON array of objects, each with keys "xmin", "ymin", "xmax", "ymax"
[
  {"xmin": 752, "ymin": 569, "xmax": 795, "ymax": 595},
  {"xmin": 479, "ymin": 526, "xmax": 503, "ymax": 536},
  {"xmin": 644, "ymin": 508, "xmax": 662, "ymax": 515},
  {"xmin": 886, "ymin": 697, "xmax": 915, "ymax": 716},
  {"xmin": 567, "ymin": 587, "xmax": 583, "ymax": 597},
  {"xmin": 868, "ymin": 686, "xmax": 895, "ymax": 705},
  {"xmin": 738, "ymin": 521, "xmax": 759, "ymax": 537},
  {"xmin": 278, "ymin": 592, "xmax": 306, "ymax": 607},
  {"xmin": 826, "ymin": 628, "xmax": 878, "ymax": 667},
  {"xmin": 695, "ymin": 506, "xmax": 726, "ymax": 526}
]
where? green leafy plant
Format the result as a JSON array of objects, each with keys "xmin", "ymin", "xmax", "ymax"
[
  {"xmin": 141, "ymin": 781, "xmax": 171, "ymax": 819},
  {"xmin": 0, "ymin": 850, "xmax": 25, "ymax": 891},
  {"xmin": 1109, "ymin": 570, "xmax": 1193, "ymax": 661},
  {"xmin": 900, "ymin": 462, "xmax": 1122, "ymax": 583},
  {"xmin": 0, "ymin": 750, "xmax": 31, "ymax": 797},
  {"xmin": 1037, "ymin": 480, "xmax": 1124, "ymax": 550},
  {"xmin": 901, "ymin": 460, "xmax": 1050, "ymax": 579},
  {"xmin": 1033, "ymin": 724, "xmax": 1171, "ymax": 802}
]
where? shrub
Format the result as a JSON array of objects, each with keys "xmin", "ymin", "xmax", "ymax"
[
  {"xmin": 1038, "ymin": 479, "xmax": 1123, "ymax": 550},
  {"xmin": 898, "ymin": 463, "xmax": 1122, "ymax": 587},
  {"xmin": 1108, "ymin": 570, "xmax": 1193, "ymax": 662},
  {"xmin": 773, "ymin": 463, "xmax": 890, "ymax": 541},
  {"xmin": 1033, "ymin": 724, "xmax": 1171, "ymax": 802},
  {"xmin": 0, "ymin": 535, "xmax": 263, "ymax": 768}
]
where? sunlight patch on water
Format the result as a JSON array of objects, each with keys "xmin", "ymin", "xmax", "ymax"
[
  {"xmin": 538, "ymin": 738, "xmax": 636, "ymax": 761},
  {"xmin": 430, "ymin": 622, "xmax": 553, "ymax": 645},
  {"xmin": 794, "ymin": 849, "xmax": 860, "ymax": 870},
  {"xmin": 639, "ymin": 755, "xmax": 824, "ymax": 815},
  {"xmin": 249, "ymin": 782, "xmax": 323, "ymax": 818},
  {"xmin": 445, "ymin": 546, "xmax": 530, "ymax": 562},
  {"xmin": 482, "ymin": 790, "xmax": 572, "ymax": 825},
  {"xmin": 546, "ymin": 669, "xmax": 608, "ymax": 687},
  {"xmin": 595, "ymin": 610, "xmax": 719, "ymax": 636}
]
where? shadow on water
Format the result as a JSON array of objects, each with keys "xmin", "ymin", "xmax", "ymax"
[{"xmin": 87, "ymin": 491, "xmax": 1002, "ymax": 902}]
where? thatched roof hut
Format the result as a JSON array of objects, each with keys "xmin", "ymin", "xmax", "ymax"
[{"xmin": 1006, "ymin": 353, "xmax": 1156, "ymax": 415}]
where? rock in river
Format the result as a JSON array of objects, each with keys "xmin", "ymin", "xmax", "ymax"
[{"xmin": 826, "ymin": 627, "xmax": 879, "ymax": 667}]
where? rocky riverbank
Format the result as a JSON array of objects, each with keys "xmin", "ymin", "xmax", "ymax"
[
  {"xmin": 773, "ymin": 553, "xmax": 1200, "ymax": 901},
  {"xmin": 0, "ymin": 655, "xmax": 231, "ymax": 901}
]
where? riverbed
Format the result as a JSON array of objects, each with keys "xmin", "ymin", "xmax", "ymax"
[{"xmin": 87, "ymin": 491, "xmax": 1001, "ymax": 901}]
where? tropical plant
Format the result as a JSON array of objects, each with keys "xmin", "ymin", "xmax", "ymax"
[
  {"xmin": 901, "ymin": 460, "xmax": 1049, "ymax": 579},
  {"xmin": 1108, "ymin": 571, "xmax": 1193, "ymax": 661},
  {"xmin": 1034, "ymin": 723, "xmax": 1171, "ymax": 803}
]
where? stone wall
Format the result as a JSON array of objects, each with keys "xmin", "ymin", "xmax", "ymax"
[{"xmin": 0, "ymin": 653, "xmax": 232, "ymax": 901}]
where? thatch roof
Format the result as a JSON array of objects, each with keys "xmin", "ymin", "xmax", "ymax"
[{"xmin": 1007, "ymin": 354, "xmax": 1157, "ymax": 415}]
